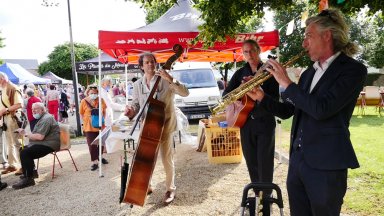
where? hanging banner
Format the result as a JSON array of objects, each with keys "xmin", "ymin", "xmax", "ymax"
[
  {"xmin": 286, "ymin": 19, "xmax": 295, "ymax": 35},
  {"xmin": 301, "ymin": 11, "xmax": 309, "ymax": 28},
  {"xmin": 76, "ymin": 61, "xmax": 139, "ymax": 72},
  {"xmin": 319, "ymin": 0, "xmax": 329, "ymax": 12}
]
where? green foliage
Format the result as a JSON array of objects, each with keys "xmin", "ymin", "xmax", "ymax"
[
  {"xmin": 349, "ymin": 8, "xmax": 383, "ymax": 68},
  {"xmin": 135, "ymin": 0, "xmax": 174, "ymax": 24},
  {"xmin": 129, "ymin": 0, "xmax": 382, "ymax": 48},
  {"xmin": 194, "ymin": 0, "xmax": 291, "ymax": 47},
  {"xmin": 326, "ymin": 0, "xmax": 383, "ymax": 15},
  {"xmin": 38, "ymin": 42, "xmax": 98, "ymax": 85},
  {"xmin": 366, "ymin": 33, "xmax": 384, "ymax": 68},
  {"xmin": 130, "ymin": 0, "xmax": 383, "ymax": 70},
  {"xmin": 274, "ymin": 2, "xmax": 384, "ymax": 68},
  {"xmin": 273, "ymin": 1, "xmax": 314, "ymax": 67}
]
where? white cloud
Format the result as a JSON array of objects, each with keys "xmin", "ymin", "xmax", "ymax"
[{"xmin": 0, "ymin": 0, "xmax": 146, "ymax": 63}]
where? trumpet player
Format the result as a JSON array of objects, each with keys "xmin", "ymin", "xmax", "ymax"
[
  {"xmin": 265, "ymin": 9, "xmax": 367, "ymax": 216},
  {"xmin": 223, "ymin": 40, "xmax": 292, "ymax": 214}
]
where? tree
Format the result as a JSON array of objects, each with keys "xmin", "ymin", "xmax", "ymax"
[
  {"xmin": 273, "ymin": 1, "xmax": 384, "ymax": 68},
  {"xmin": 138, "ymin": 0, "xmax": 174, "ymax": 24},
  {"xmin": 273, "ymin": 1, "xmax": 315, "ymax": 67},
  {"xmin": 132, "ymin": 0, "xmax": 263, "ymax": 81},
  {"xmin": 130, "ymin": 0, "xmax": 382, "ymax": 47},
  {"xmin": 349, "ymin": 8, "xmax": 384, "ymax": 68},
  {"xmin": 38, "ymin": 42, "xmax": 98, "ymax": 85}
]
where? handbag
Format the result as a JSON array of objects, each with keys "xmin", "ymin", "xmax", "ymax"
[
  {"xmin": 12, "ymin": 110, "xmax": 28, "ymax": 129},
  {"xmin": 85, "ymin": 100, "xmax": 104, "ymax": 129}
]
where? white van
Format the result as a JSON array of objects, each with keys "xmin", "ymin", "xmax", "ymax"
[{"xmin": 170, "ymin": 62, "xmax": 221, "ymax": 120}]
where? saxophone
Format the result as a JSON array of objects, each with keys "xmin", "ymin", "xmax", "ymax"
[{"xmin": 210, "ymin": 51, "xmax": 306, "ymax": 116}]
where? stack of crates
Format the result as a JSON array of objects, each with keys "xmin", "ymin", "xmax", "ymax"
[{"xmin": 205, "ymin": 124, "xmax": 242, "ymax": 164}]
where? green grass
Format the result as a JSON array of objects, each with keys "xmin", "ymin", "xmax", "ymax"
[
  {"xmin": 278, "ymin": 107, "xmax": 384, "ymax": 215},
  {"xmin": 344, "ymin": 107, "xmax": 384, "ymax": 215},
  {"xmin": 192, "ymin": 107, "xmax": 383, "ymax": 215}
]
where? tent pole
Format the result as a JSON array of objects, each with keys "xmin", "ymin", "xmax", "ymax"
[
  {"xmin": 125, "ymin": 64, "xmax": 128, "ymax": 105},
  {"xmin": 67, "ymin": 0, "xmax": 82, "ymax": 137},
  {"xmin": 98, "ymin": 50, "xmax": 104, "ymax": 178}
]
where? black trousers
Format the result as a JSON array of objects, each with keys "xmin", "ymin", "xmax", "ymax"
[
  {"xmin": 20, "ymin": 145, "xmax": 54, "ymax": 177},
  {"xmin": 240, "ymin": 120, "xmax": 275, "ymax": 185},
  {"xmin": 287, "ymin": 148, "xmax": 347, "ymax": 216},
  {"xmin": 84, "ymin": 132, "xmax": 104, "ymax": 162}
]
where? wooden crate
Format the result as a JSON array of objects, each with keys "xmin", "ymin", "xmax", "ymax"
[{"xmin": 205, "ymin": 126, "xmax": 242, "ymax": 164}]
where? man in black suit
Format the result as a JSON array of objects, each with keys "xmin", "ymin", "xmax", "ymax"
[{"xmin": 265, "ymin": 9, "xmax": 367, "ymax": 215}]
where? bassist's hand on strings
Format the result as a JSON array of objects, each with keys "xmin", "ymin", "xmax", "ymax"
[{"xmin": 156, "ymin": 69, "xmax": 173, "ymax": 83}]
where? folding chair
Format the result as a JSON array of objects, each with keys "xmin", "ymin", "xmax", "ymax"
[{"xmin": 36, "ymin": 123, "xmax": 78, "ymax": 179}]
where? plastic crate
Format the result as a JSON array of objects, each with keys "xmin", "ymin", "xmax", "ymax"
[{"xmin": 205, "ymin": 126, "xmax": 242, "ymax": 164}]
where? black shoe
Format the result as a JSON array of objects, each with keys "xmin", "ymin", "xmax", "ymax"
[
  {"xmin": 12, "ymin": 178, "xmax": 35, "ymax": 190},
  {"xmin": 101, "ymin": 158, "xmax": 109, "ymax": 164},
  {"xmin": 0, "ymin": 182, "xmax": 7, "ymax": 191},
  {"xmin": 20, "ymin": 170, "xmax": 39, "ymax": 179},
  {"xmin": 91, "ymin": 164, "xmax": 98, "ymax": 171}
]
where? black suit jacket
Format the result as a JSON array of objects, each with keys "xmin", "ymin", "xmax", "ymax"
[{"xmin": 282, "ymin": 53, "xmax": 367, "ymax": 170}]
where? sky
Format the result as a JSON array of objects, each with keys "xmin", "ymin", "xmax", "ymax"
[{"xmin": 0, "ymin": 0, "xmax": 146, "ymax": 63}]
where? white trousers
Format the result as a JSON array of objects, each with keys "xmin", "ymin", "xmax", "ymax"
[
  {"xmin": 3, "ymin": 115, "xmax": 21, "ymax": 168},
  {"xmin": 158, "ymin": 129, "xmax": 176, "ymax": 192}
]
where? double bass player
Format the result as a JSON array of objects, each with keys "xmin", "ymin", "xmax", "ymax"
[{"xmin": 125, "ymin": 52, "xmax": 189, "ymax": 205}]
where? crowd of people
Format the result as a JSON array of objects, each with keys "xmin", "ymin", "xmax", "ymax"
[
  {"xmin": 0, "ymin": 8, "xmax": 367, "ymax": 215},
  {"xmin": 0, "ymin": 75, "xmax": 84, "ymax": 189}
]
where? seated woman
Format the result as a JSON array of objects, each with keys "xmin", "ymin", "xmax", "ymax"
[{"xmin": 13, "ymin": 102, "xmax": 61, "ymax": 189}]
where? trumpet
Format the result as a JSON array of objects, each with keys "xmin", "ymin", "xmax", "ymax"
[{"xmin": 210, "ymin": 51, "xmax": 306, "ymax": 115}]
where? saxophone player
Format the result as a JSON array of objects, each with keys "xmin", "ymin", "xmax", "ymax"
[{"xmin": 223, "ymin": 40, "xmax": 293, "ymax": 214}]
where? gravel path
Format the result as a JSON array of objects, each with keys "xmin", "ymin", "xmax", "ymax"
[{"xmin": 0, "ymin": 137, "xmax": 290, "ymax": 216}]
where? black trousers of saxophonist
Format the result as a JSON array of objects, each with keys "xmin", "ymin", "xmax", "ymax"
[{"xmin": 240, "ymin": 114, "xmax": 275, "ymax": 191}]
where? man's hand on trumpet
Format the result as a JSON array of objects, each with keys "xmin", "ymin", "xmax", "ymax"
[{"xmin": 266, "ymin": 59, "xmax": 293, "ymax": 89}]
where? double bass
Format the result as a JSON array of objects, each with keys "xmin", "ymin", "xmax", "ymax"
[{"xmin": 122, "ymin": 44, "xmax": 183, "ymax": 206}]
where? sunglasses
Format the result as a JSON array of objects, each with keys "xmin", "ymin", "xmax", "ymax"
[{"xmin": 318, "ymin": 10, "xmax": 335, "ymax": 22}]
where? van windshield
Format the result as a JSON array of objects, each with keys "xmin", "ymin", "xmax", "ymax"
[{"xmin": 171, "ymin": 69, "xmax": 217, "ymax": 89}]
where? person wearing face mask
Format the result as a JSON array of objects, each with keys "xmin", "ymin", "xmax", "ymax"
[
  {"xmin": 100, "ymin": 77, "xmax": 126, "ymax": 128},
  {"xmin": 79, "ymin": 85, "xmax": 107, "ymax": 171},
  {"xmin": 13, "ymin": 102, "xmax": 60, "ymax": 189}
]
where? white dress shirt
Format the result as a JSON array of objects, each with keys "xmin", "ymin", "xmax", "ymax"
[{"xmin": 310, "ymin": 52, "xmax": 341, "ymax": 92}]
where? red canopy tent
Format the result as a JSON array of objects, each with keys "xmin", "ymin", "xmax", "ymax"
[{"xmin": 98, "ymin": 0, "xmax": 279, "ymax": 64}]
